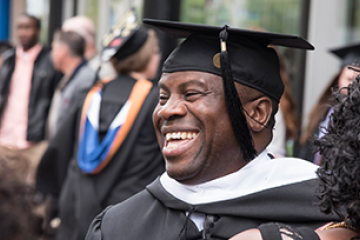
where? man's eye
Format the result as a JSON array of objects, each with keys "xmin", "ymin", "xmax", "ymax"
[
  {"xmin": 185, "ymin": 92, "xmax": 202, "ymax": 100},
  {"xmin": 159, "ymin": 94, "xmax": 168, "ymax": 104},
  {"xmin": 159, "ymin": 94, "xmax": 168, "ymax": 99}
]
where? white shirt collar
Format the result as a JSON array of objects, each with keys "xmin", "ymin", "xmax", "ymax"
[{"xmin": 160, "ymin": 150, "xmax": 318, "ymax": 205}]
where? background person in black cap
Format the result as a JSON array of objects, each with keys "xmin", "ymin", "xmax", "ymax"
[
  {"xmin": 300, "ymin": 42, "xmax": 360, "ymax": 164},
  {"xmin": 35, "ymin": 11, "xmax": 164, "ymax": 240},
  {"xmin": 85, "ymin": 19, "xmax": 338, "ymax": 240}
]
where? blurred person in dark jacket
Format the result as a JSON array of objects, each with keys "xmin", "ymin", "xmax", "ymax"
[
  {"xmin": 62, "ymin": 15, "xmax": 116, "ymax": 79},
  {"xmin": 47, "ymin": 30, "xmax": 96, "ymax": 139},
  {"xmin": 62, "ymin": 16, "xmax": 97, "ymax": 64},
  {"xmin": 0, "ymin": 14, "xmax": 61, "ymax": 184},
  {"xmin": 0, "ymin": 41, "xmax": 12, "ymax": 68}
]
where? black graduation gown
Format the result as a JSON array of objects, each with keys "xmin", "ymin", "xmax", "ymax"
[
  {"xmin": 86, "ymin": 177, "xmax": 338, "ymax": 240},
  {"xmin": 36, "ymin": 75, "xmax": 164, "ymax": 240}
]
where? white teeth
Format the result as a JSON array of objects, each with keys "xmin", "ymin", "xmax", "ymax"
[
  {"xmin": 166, "ymin": 132, "xmax": 198, "ymax": 142},
  {"xmin": 166, "ymin": 133, "xmax": 172, "ymax": 141},
  {"xmin": 167, "ymin": 144, "xmax": 178, "ymax": 149},
  {"xmin": 181, "ymin": 132, "xmax": 187, "ymax": 139}
]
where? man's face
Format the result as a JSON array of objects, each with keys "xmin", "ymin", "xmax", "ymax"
[
  {"xmin": 153, "ymin": 71, "xmax": 244, "ymax": 185},
  {"xmin": 17, "ymin": 16, "xmax": 40, "ymax": 51},
  {"xmin": 51, "ymin": 41, "xmax": 65, "ymax": 71}
]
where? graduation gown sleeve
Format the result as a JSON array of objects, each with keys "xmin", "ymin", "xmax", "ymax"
[{"xmin": 85, "ymin": 206, "xmax": 112, "ymax": 240}]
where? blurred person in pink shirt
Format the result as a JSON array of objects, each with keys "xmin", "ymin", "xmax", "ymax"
[{"xmin": 0, "ymin": 14, "xmax": 61, "ymax": 184}]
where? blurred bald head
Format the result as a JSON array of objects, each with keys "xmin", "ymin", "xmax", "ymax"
[{"xmin": 62, "ymin": 16, "xmax": 96, "ymax": 59}]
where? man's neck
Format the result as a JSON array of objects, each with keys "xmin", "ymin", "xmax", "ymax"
[{"xmin": 62, "ymin": 57, "xmax": 83, "ymax": 77}]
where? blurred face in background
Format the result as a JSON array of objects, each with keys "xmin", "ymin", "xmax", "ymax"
[
  {"xmin": 51, "ymin": 40, "xmax": 66, "ymax": 72},
  {"xmin": 17, "ymin": 16, "xmax": 40, "ymax": 51},
  {"xmin": 144, "ymin": 47, "xmax": 161, "ymax": 80},
  {"xmin": 338, "ymin": 67, "xmax": 358, "ymax": 93}
]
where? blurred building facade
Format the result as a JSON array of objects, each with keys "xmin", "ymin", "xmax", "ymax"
[{"xmin": 2, "ymin": 0, "xmax": 360, "ymax": 152}]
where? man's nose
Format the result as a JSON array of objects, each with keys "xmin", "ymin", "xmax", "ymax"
[{"xmin": 158, "ymin": 96, "xmax": 187, "ymax": 120}]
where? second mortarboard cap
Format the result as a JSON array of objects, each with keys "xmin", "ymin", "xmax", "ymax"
[
  {"xmin": 330, "ymin": 42, "xmax": 360, "ymax": 69},
  {"xmin": 101, "ymin": 10, "xmax": 148, "ymax": 62},
  {"xmin": 144, "ymin": 19, "xmax": 314, "ymax": 162}
]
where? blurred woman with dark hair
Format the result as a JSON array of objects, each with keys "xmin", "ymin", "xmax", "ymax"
[
  {"xmin": 300, "ymin": 43, "xmax": 360, "ymax": 164},
  {"xmin": 299, "ymin": 73, "xmax": 340, "ymax": 163}
]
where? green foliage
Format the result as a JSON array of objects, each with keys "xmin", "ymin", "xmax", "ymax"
[
  {"xmin": 85, "ymin": 0, "xmax": 99, "ymax": 29},
  {"xmin": 244, "ymin": 0, "xmax": 300, "ymax": 34},
  {"xmin": 181, "ymin": 0, "xmax": 300, "ymax": 34},
  {"xmin": 181, "ymin": 0, "xmax": 207, "ymax": 24}
]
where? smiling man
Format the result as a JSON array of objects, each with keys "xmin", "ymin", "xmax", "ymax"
[
  {"xmin": 157, "ymin": 71, "xmax": 246, "ymax": 185},
  {"xmin": 86, "ymin": 20, "xmax": 338, "ymax": 240}
]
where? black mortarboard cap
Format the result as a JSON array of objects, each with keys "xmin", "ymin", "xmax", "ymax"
[
  {"xmin": 144, "ymin": 19, "xmax": 314, "ymax": 162},
  {"xmin": 101, "ymin": 10, "xmax": 148, "ymax": 62},
  {"xmin": 330, "ymin": 42, "xmax": 360, "ymax": 69}
]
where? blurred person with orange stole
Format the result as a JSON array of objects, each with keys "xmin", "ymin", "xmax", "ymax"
[{"xmin": 36, "ymin": 11, "xmax": 164, "ymax": 240}]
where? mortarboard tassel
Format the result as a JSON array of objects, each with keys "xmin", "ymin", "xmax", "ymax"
[{"xmin": 219, "ymin": 27, "xmax": 257, "ymax": 162}]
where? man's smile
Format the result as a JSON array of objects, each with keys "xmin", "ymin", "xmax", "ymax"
[{"xmin": 162, "ymin": 131, "xmax": 199, "ymax": 157}]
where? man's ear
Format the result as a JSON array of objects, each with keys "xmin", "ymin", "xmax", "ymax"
[{"xmin": 243, "ymin": 96, "xmax": 273, "ymax": 133}]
